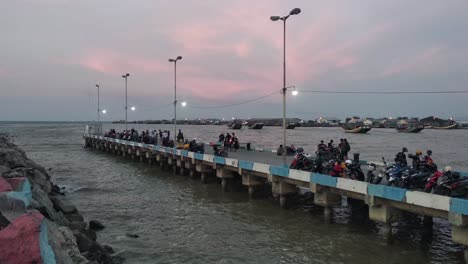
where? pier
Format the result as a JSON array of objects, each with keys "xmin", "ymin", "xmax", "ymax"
[{"xmin": 83, "ymin": 134, "xmax": 468, "ymax": 261}]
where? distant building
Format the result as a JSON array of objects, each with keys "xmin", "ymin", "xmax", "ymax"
[{"xmin": 315, "ymin": 117, "xmax": 341, "ymax": 125}]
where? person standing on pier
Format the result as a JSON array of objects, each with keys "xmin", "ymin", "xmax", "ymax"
[
  {"xmin": 342, "ymin": 139, "xmax": 350, "ymax": 160},
  {"xmin": 233, "ymin": 133, "xmax": 239, "ymax": 151},
  {"xmin": 177, "ymin": 129, "xmax": 184, "ymax": 143},
  {"xmin": 159, "ymin": 129, "xmax": 163, "ymax": 139},
  {"xmin": 219, "ymin": 133, "xmax": 225, "ymax": 143},
  {"xmin": 225, "ymin": 133, "xmax": 232, "ymax": 151}
]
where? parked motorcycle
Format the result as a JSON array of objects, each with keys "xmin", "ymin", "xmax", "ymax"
[
  {"xmin": 290, "ymin": 148, "xmax": 316, "ymax": 171},
  {"xmin": 433, "ymin": 171, "xmax": 468, "ymax": 197},
  {"xmin": 345, "ymin": 162, "xmax": 365, "ymax": 181},
  {"xmin": 366, "ymin": 163, "xmax": 384, "ymax": 184}
]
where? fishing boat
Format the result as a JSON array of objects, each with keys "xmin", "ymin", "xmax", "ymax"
[
  {"xmin": 396, "ymin": 126, "xmax": 424, "ymax": 133},
  {"xmin": 396, "ymin": 120, "xmax": 424, "ymax": 133},
  {"xmin": 248, "ymin": 123, "xmax": 264, "ymax": 129},
  {"xmin": 343, "ymin": 125, "xmax": 372, "ymax": 133},
  {"xmin": 432, "ymin": 123, "xmax": 459, "ymax": 129},
  {"xmin": 227, "ymin": 121, "xmax": 243, "ymax": 129},
  {"xmin": 286, "ymin": 123, "xmax": 297, "ymax": 129}
]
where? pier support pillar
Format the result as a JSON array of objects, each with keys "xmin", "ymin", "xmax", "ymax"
[
  {"xmin": 365, "ymin": 196, "xmax": 397, "ymax": 239},
  {"xmin": 146, "ymin": 152, "xmax": 152, "ymax": 165},
  {"xmin": 311, "ymin": 183, "xmax": 341, "ymax": 220},
  {"xmin": 216, "ymin": 167, "xmax": 235, "ymax": 192},
  {"xmin": 449, "ymin": 213, "xmax": 468, "ymax": 255},
  {"xmin": 272, "ymin": 176, "xmax": 297, "ymax": 209},
  {"xmin": 242, "ymin": 174, "xmax": 262, "ymax": 199},
  {"xmin": 176, "ymin": 158, "xmax": 184, "ymax": 175},
  {"xmin": 196, "ymin": 163, "xmax": 212, "ymax": 183},
  {"xmin": 423, "ymin": 215, "xmax": 433, "ymax": 229}
]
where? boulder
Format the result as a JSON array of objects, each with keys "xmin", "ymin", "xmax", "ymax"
[
  {"xmin": 74, "ymin": 231, "xmax": 94, "ymax": 253},
  {"xmin": 65, "ymin": 213, "xmax": 84, "ymax": 222},
  {"xmin": 0, "ymin": 165, "xmax": 11, "ymax": 175},
  {"xmin": 50, "ymin": 196, "xmax": 78, "ymax": 214},
  {"xmin": 83, "ymin": 229, "xmax": 97, "ymax": 241},
  {"xmin": 103, "ymin": 245, "xmax": 114, "ymax": 254},
  {"xmin": 0, "ymin": 212, "xmax": 10, "ymax": 229},
  {"xmin": 30, "ymin": 186, "xmax": 69, "ymax": 226},
  {"xmin": 89, "ymin": 220, "xmax": 105, "ymax": 231},
  {"xmin": 69, "ymin": 221, "xmax": 87, "ymax": 231},
  {"xmin": 56, "ymin": 227, "xmax": 89, "ymax": 264},
  {"xmin": 0, "ymin": 176, "xmax": 12, "ymax": 192}
]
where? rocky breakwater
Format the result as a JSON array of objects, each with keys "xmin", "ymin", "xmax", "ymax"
[{"xmin": 0, "ymin": 136, "xmax": 123, "ymax": 264}]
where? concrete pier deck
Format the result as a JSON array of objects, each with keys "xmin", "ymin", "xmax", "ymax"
[{"xmin": 83, "ymin": 134, "xmax": 468, "ymax": 262}]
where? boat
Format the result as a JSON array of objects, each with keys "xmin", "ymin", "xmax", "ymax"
[
  {"xmin": 227, "ymin": 120, "xmax": 243, "ymax": 129},
  {"xmin": 396, "ymin": 126, "xmax": 424, "ymax": 133},
  {"xmin": 248, "ymin": 123, "xmax": 264, "ymax": 129},
  {"xmin": 396, "ymin": 120, "xmax": 424, "ymax": 133},
  {"xmin": 343, "ymin": 125, "xmax": 372, "ymax": 133},
  {"xmin": 432, "ymin": 123, "xmax": 459, "ymax": 129},
  {"xmin": 342, "ymin": 122, "xmax": 372, "ymax": 133},
  {"xmin": 286, "ymin": 123, "xmax": 296, "ymax": 129}
]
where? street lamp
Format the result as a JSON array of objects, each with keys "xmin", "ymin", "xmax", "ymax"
[
  {"xmin": 96, "ymin": 84, "xmax": 100, "ymax": 123},
  {"xmin": 122, "ymin": 73, "xmax": 130, "ymax": 131},
  {"xmin": 102, "ymin": 109, "xmax": 107, "ymax": 114},
  {"xmin": 130, "ymin": 106, "xmax": 136, "ymax": 111},
  {"xmin": 270, "ymin": 7, "xmax": 301, "ymax": 166},
  {"xmin": 169, "ymin": 56, "xmax": 182, "ymax": 143}
]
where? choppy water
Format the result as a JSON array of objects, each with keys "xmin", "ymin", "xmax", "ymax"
[{"xmin": 3, "ymin": 122, "xmax": 467, "ymax": 263}]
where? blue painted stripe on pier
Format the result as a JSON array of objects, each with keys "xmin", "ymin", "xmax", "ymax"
[
  {"xmin": 450, "ymin": 198, "xmax": 468, "ymax": 215},
  {"xmin": 367, "ymin": 184, "xmax": 407, "ymax": 202},
  {"xmin": 311, "ymin": 173, "xmax": 337, "ymax": 187},
  {"xmin": 182, "ymin": 150, "xmax": 188, "ymax": 157},
  {"xmin": 239, "ymin": 160, "xmax": 254, "ymax": 170},
  {"xmin": 459, "ymin": 171, "xmax": 468, "ymax": 177},
  {"xmin": 269, "ymin": 166, "xmax": 289, "ymax": 177},
  {"xmin": 194, "ymin": 153, "xmax": 204, "ymax": 160},
  {"xmin": 214, "ymin": 156, "xmax": 226, "ymax": 165}
]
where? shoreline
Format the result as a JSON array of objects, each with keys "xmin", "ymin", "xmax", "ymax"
[{"xmin": 0, "ymin": 136, "xmax": 123, "ymax": 264}]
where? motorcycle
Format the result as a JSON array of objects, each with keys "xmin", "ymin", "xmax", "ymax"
[
  {"xmin": 366, "ymin": 163, "xmax": 384, "ymax": 184},
  {"xmin": 345, "ymin": 162, "xmax": 365, "ymax": 181},
  {"xmin": 213, "ymin": 145, "xmax": 228, "ymax": 157},
  {"xmin": 290, "ymin": 152, "xmax": 316, "ymax": 171},
  {"xmin": 433, "ymin": 172, "xmax": 468, "ymax": 197}
]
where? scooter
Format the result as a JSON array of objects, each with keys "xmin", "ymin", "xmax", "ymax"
[
  {"xmin": 366, "ymin": 163, "xmax": 384, "ymax": 184},
  {"xmin": 345, "ymin": 163, "xmax": 365, "ymax": 181}
]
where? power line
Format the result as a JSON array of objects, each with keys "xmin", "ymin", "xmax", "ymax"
[
  {"xmin": 297, "ymin": 90, "xmax": 468, "ymax": 94},
  {"xmin": 188, "ymin": 90, "xmax": 282, "ymax": 109}
]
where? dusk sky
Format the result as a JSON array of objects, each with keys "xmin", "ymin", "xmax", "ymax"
[{"xmin": 1, "ymin": 0, "xmax": 468, "ymax": 121}]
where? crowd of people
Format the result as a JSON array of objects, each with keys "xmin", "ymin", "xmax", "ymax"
[
  {"xmin": 394, "ymin": 147, "xmax": 437, "ymax": 172},
  {"xmin": 218, "ymin": 132, "xmax": 240, "ymax": 151}
]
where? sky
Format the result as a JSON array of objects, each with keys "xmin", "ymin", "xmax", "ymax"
[{"xmin": 1, "ymin": 0, "xmax": 468, "ymax": 121}]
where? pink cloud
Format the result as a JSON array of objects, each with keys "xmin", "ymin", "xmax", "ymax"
[{"xmin": 51, "ymin": 49, "xmax": 170, "ymax": 75}]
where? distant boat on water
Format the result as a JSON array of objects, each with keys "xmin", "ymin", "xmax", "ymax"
[
  {"xmin": 396, "ymin": 120, "xmax": 424, "ymax": 133},
  {"xmin": 248, "ymin": 123, "xmax": 264, "ymax": 129}
]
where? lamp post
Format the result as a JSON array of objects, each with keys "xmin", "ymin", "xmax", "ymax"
[
  {"xmin": 169, "ymin": 56, "xmax": 182, "ymax": 143},
  {"xmin": 270, "ymin": 7, "xmax": 301, "ymax": 166},
  {"xmin": 96, "ymin": 84, "xmax": 100, "ymax": 123},
  {"xmin": 122, "ymin": 73, "xmax": 130, "ymax": 131}
]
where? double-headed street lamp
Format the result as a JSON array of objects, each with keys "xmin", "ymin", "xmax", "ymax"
[
  {"xmin": 122, "ymin": 73, "xmax": 130, "ymax": 131},
  {"xmin": 168, "ymin": 56, "xmax": 186, "ymax": 143},
  {"xmin": 96, "ymin": 84, "xmax": 100, "ymax": 123},
  {"xmin": 270, "ymin": 7, "xmax": 301, "ymax": 166}
]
